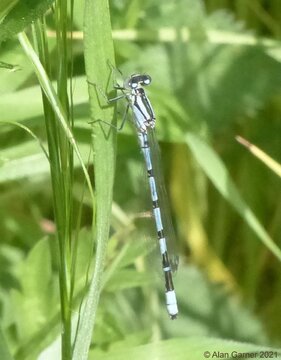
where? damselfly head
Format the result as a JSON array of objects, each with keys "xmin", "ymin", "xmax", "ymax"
[{"xmin": 124, "ymin": 74, "xmax": 152, "ymax": 89}]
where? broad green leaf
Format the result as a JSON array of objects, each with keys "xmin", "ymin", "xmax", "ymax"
[
  {"xmin": 105, "ymin": 269, "xmax": 152, "ymax": 292},
  {"xmin": 89, "ymin": 337, "xmax": 281, "ymax": 360},
  {"xmin": 8, "ymin": 239, "xmax": 61, "ymax": 360},
  {"xmin": 0, "ymin": 0, "xmax": 54, "ymax": 42},
  {"xmin": 11, "ymin": 238, "xmax": 58, "ymax": 340},
  {"xmin": 0, "ymin": 39, "xmax": 55, "ymax": 95},
  {"xmin": 0, "ymin": 326, "xmax": 13, "ymax": 360},
  {"xmin": 186, "ymin": 133, "xmax": 281, "ymax": 262},
  {"xmin": 0, "ymin": 0, "xmax": 19, "ymax": 24},
  {"xmin": 0, "ymin": 141, "xmax": 90, "ymax": 184},
  {"xmin": 167, "ymin": 266, "xmax": 267, "ymax": 343},
  {"xmin": 0, "ymin": 60, "xmax": 18, "ymax": 70},
  {"xmin": 0, "ymin": 76, "xmax": 88, "ymax": 122}
]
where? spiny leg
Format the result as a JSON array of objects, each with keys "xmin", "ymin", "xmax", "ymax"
[{"xmin": 87, "ymin": 80, "xmax": 130, "ymax": 131}]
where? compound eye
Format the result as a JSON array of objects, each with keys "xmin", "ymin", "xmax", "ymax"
[
  {"xmin": 131, "ymin": 81, "xmax": 138, "ymax": 88},
  {"xmin": 142, "ymin": 75, "xmax": 151, "ymax": 85}
]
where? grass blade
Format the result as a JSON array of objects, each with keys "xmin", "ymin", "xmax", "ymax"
[
  {"xmin": 72, "ymin": 0, "xmax": 116, "ymax": 358},
  {"xmin": 236, "ymin": 135, "xmax": 281, "ymax": 178},
  {"xmin": 17, "ymin": 31, "xmax": 94, "ymax": 202},
  {"xmin": 186, "ymin": 133, "xmax": 281, "ymax": 262}
]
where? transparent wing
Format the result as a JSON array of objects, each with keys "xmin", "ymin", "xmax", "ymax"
[{"xmin": 147, "ymin": 128, "xmax": 179, "ymax": 273}]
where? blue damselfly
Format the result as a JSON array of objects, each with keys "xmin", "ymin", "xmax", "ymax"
[{"xmin": 94, "ymin": 73, "xmax": 179, "ymax": 319}]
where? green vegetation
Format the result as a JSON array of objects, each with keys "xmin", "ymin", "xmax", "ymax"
[{"xmin": 0, "ymin": 0, "xmax": 281, "ymax": 359}]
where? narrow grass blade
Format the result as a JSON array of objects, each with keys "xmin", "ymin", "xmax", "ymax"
[
  {"xmin": 236, "ymin": 135, "xmax": 281, "ymax": 178},
  {"xmin": 0, "ymin": 120, "xmax": 49, "ymax": 160},
  {"xmin": 72, "ymin": 0, "xmax": 116, "ymax": 358},
  {"xmin": 186, "ymin": 133, "xmax": 281, "ymax": 262},
  {"xmin": 17, "ymin": 31, "xmax": 94, "ymax": 203}
]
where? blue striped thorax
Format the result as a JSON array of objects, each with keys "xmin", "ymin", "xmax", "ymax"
[{"xmin": 123, "ymin": 74, "xmax": 156, "ymax": 132}]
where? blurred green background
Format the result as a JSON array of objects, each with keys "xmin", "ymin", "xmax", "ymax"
[{"xmin": 0, "ymin": 0, "xmax": 281, "ymax": 359}]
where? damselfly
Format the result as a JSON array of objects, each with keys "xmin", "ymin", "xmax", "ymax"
[{"xmin": 96, "ymin": 73, "xmax": 179, "ymax": 319}]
